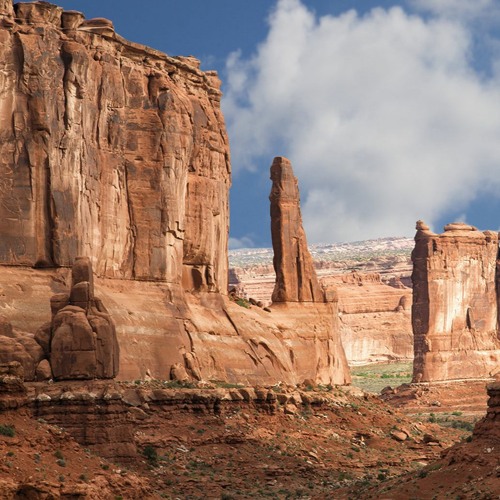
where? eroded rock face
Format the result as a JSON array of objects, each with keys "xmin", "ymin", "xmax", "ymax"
[
  {"xmin": 0, "ymin": 315, "xmax": 44, "ymax": 381},
  {"xmin": 48, "ymin": 257, "xmax": 119, "ymax": 380},
  {"xmin": 0, "ymin": 1, "xmax": 230, "ymax": 292},
  {"xmin": 0, "ymin": 3, "xmax": 349, "ymax": 387},
  {"xmin": 270, "ymin": 157, "xmax": 324, "ymax": 303},
  {"xmin": 323, "ymin": 272, "xmax": 413, "ymax": 365},
  {"xmin": 411, "ymin": 221, "xmax": 500, "ymax": 382}
]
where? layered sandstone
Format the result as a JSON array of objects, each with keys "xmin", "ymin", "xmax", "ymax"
[
  {"xmin": 269, "ymin": 157, "xmax": 324, "ymax": 303},
  {"xmin": 411, "ymin": 221, "xmax": 500, "ymax": 382},
  {"xmin": 0, "ymin": 1, "xmax": 229, "ymax": 291},
  {"xmin": 0, "ymin": 2, "xmax": 351, "ymax": 386},
  {"xmin": 322, "ymin": 272, "xmax": 413, "ymax": 364}
]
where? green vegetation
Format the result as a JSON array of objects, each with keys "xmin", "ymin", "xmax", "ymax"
[
  {"xmin": 142, "ymin": 445, "xmax": 158, "ymax": 465},
  {"xmin": 235, "ymin": 298, "xmax": 251, "ymax": 309},
  {"xmin": 422, "ymin": 412, "xmax": 477, "ymax": 432},
  {"xmin": 161, "ymin": 380, "xmax": 198, "ymax": 389},
  {"xmin": 209, "ymin": 380, "xmax": 244, "ymax": 389},
  {"xmin": 0, "ymin": 424, "xmax": 15, "ymax": 437},
  {"xmin": 350, "ymin": 362, "xmax": 412, "ymax": 393}
]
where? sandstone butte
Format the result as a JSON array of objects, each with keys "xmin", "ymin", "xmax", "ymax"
[
  {"xmin": 0, "ymin": 1, "xmax": 350, "ymax": 386},
  {"xmin": 412, "ymin": 221, "xmax": 500, "ymax": 382}
]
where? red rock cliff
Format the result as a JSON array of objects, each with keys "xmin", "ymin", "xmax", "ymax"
[
  {"xmin": 0, "ymin": 2, "xmax": 350, "ymax": 386},
  {"xmin": 411, "ymin": 221, "xmax": 500, "ymax": 382},
  {"xmin": 0, "ymin": 1, "xmax": 229, "ymax": 291},
  {"xmin": 270, "ymin": 157, "xmax": 324, "ymax": 303}
]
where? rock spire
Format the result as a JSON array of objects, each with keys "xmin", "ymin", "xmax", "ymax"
[{"xmin": 269, "ymin": 157, "xmax": 324, "ymax": 303}]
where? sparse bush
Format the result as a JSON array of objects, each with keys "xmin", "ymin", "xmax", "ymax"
[
  {"xmin": 451, "ymin": 420, "xmax": 474, "ymax": 432},
  {"xmin": 0, "ymin": 424, "xmax": 15, "ymax": 437},
  {"xmin": 142, "ymin": 445, "xmax": 158, "ymax": 464},
  {"xmin": 235, "ymin": 298, "xmax": 251, "ymax": 309}
]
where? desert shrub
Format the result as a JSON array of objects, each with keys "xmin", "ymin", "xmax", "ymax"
[
  {"xmin": 142, "ymin": 445, "xmax": 158, "ymax": 464},
  {"xmin": 451, "ymin": 420, "xmax": 474, "ymax": 432},
  {"xmin": 235, "ymin": 298, "xmax": 250, "ymax": 309},
  {"xmin": 0, "ymin": 424, "xmax": 15, "ymax": 437}
]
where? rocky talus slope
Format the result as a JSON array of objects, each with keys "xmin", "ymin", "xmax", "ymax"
[
  {"xmin": 362, "ymin": 381, "xmax": 499, "ymax": 499},
  {"xmin": 0, "ymin": 372, "xmax": 482, "ymax": 499}
]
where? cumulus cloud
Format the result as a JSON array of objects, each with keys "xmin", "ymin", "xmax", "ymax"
[
  {"xmin": 223, "ymin": 0, "xmax": 500, "ymax": 243},
  {"xmin": 410, "ymin": 0, "xmax": 495, "ymax": 19}
]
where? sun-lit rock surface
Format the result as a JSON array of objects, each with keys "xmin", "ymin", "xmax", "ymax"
[
  {"xmin": 269, "ymin": 157, "xmax": 325, "ymax": 303},
  {"xmin": 411, "ymin": 221, "xmax": 500, "ymax": 382},
  {"xmin": 0, "ymin": 1, "xmax": 230, "ymax": 292},
  {"xmin": 323, "ymin": 272, "xmax": 413, "ymax": 365},
  {"xmin": 0, "ymin": 2, "xmax": 350, "ymax": 386}
]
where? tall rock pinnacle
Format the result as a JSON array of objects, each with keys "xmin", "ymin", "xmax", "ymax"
[{"xmin": 269, "ymin": 157, "xmax": 324, "ymax": 303}]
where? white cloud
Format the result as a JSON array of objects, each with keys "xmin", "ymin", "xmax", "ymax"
[
  {"xmin": 410, "ymin": 0, "xmax": 495, "ymax": 20},
  {"xmin": 223, "ymin": 0, "xmax": 500, "ymax": 243},
  {"xmin": 229, "ymin": 236, "xmax": 255, "ymax": 250}
]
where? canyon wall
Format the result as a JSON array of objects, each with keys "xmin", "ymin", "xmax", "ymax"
[
  {"xmin": 0, "ymin": 2, "xmax": 350, "ymax": 386},
  {"xmin": 412, "ymin": 221, "xmax": 500, "ymax": 382},
  {"xmin": 323, "ymin": 272, "xmax": 413, "ymax": 365},
  {"xmin": 0, "ymin": 1, "xmax": 229, "ymax": 291}
]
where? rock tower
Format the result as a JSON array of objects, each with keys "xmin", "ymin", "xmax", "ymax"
[
  {"xmin": 411, "ymin": 221, "xmax": 500, "ymax": 382},
  {"xmin": 270, "ymin": 157, "xmax": 324, "ymax": 303}
]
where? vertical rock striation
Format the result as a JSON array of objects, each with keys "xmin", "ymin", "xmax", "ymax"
[
  {"xmin": 0, "ymin": 1, "xmax": 230, "ymax": 291},
  {"xmin": 0, "ymin": 2, "xmax": 351, "ymax": 386},
  {"xmin": 411, "ymin": 221, "xmax": 500, "ymax": 382},
  {"xmin": 270, "ymin": 157, "xmax": 324, "ymax": 303}
]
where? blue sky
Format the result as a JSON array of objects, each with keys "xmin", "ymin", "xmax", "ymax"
[{"xmin": 39, "ymin": 0, "xmax": 500, "ymax": 248}]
